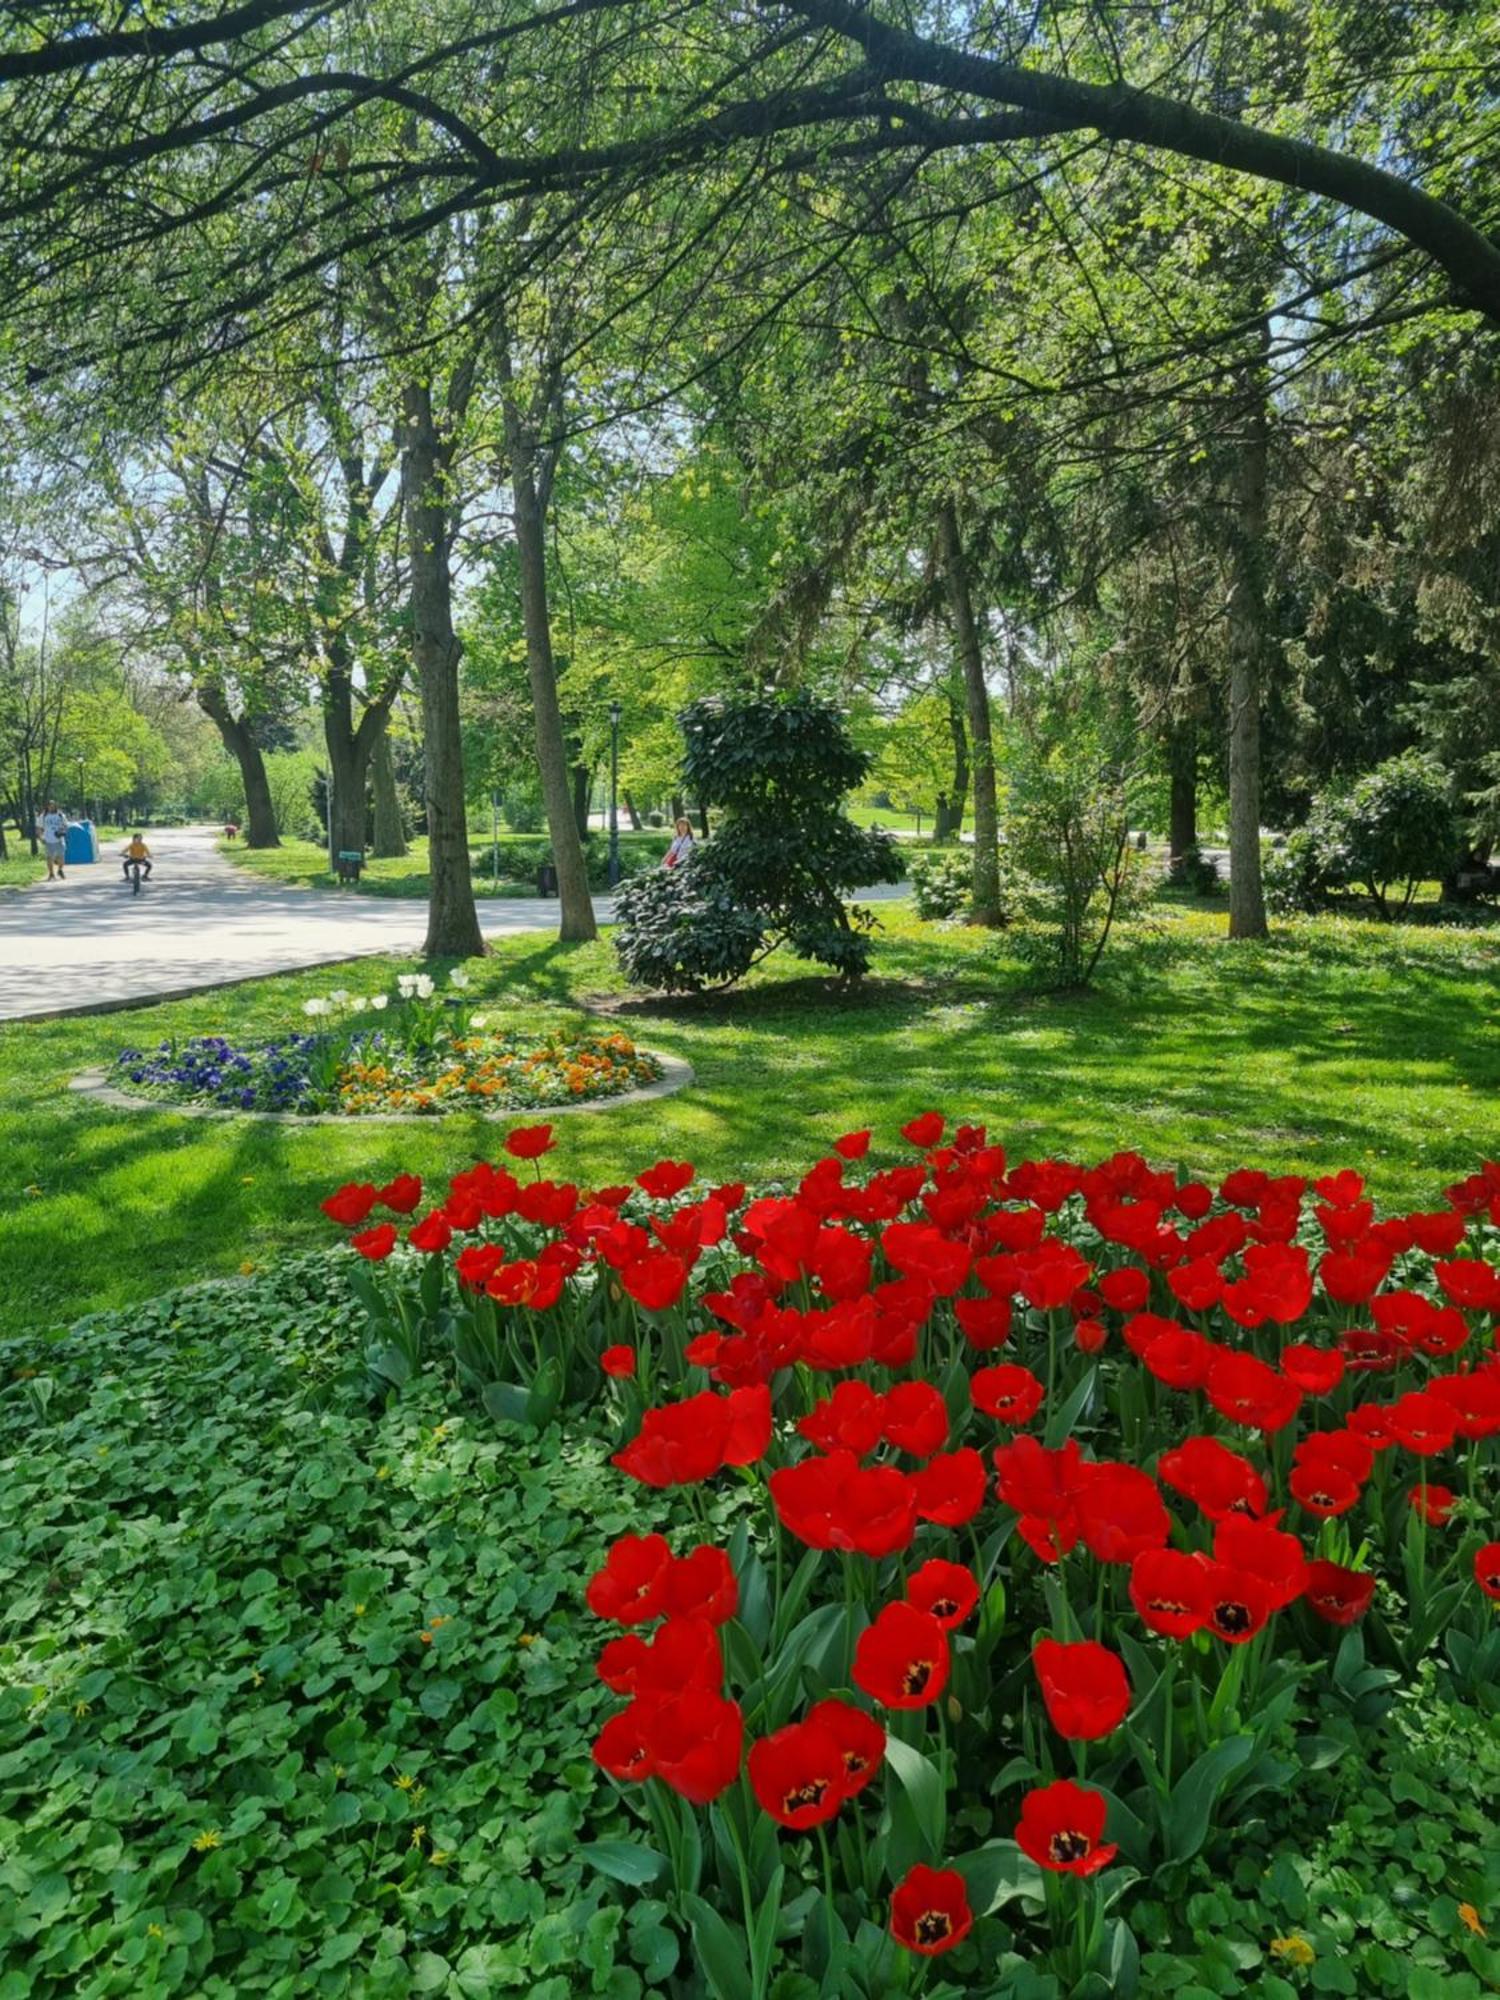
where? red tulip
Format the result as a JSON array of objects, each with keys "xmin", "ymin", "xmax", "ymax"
[
  {"xmin": 600, "ymin": 1344, "xmax": 636, "ymax": 1379},
  {"xmin": 890, "ymin": 1865, "xmax": 972, "ymax": 1956},
  {"xmin": 376, "ymin": 1172, "xmax": 423, "ymax": 1214},
  {"xmin": 1304, "ymin": 1560, "xmax": 1376, "ymax": 1626},
  {"xmin": 503, "ymin": 1123, "xmax": 555, "ymax": 1160},
  {"xmin": 407, "ymin": 1210, "xmax": 452, "ymax": 1255},
  {"xmin": 853, "ymin": 1602, "xmax": 950, "ymax": 1709},
  {"xmin": 905, "ymin": 1558, "xmax": 979, "ymax": 1630},
  {"xmin": 748, "ymin": 1717, "xmax": 847, "ymax": 1829},
  {"xmin": 1129, "ymin": 1547, "xmax": 1212, "ymax": 1639},
  {"xmin": 637, "ymin": 1159, "xmax": 695, "ymax": 1200},
  {"xmin": 1032, "ymin": 1638, "xmax": 1131, "ymax": 1740},
  {"xmin": 971, "ymin": 1363, "xmax": 1044, "ymax": 1426},
  {"xmin": 586, "ymin": 1534, "xmax": 672, "ymax": 1624},
  {"xmin": 805, "ymin": 1698, "xmax": 885, "ymax": 1797},
  {"xmin": 351, "ymin": 1221, "xmax": 397, "ymax": 1260},
  {"xmin": 321, "ymin": 1181, "xmax": 377, "ymax": 1227},
  {"xmin": 1016, "ymin": 1780, "xmax": 1118, "ymax": 1876}
]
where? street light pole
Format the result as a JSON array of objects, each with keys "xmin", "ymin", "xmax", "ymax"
[
  {"xmin": 608, "ymin": 701, "xmax": 622, "ymax": 888},
  {"xmin": 76, "ymin": 756, "xmax": 85, "ymax": 823}
]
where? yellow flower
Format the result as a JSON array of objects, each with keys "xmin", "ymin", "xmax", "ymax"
[
  {"xmin": 518, "ymin": 1633, "xmax": 537, "ymax": 1648},
  {"xmin": 410, "ymin": 1824, "xmax": 426, "ymax": 1849},
  {"xmin": 1458, "ymin": 1903, "xmax": 1486, "ymax": 1937},
  {"xmin": 73, "ymin": 1700, "xmax": 91, "ymax": 1718},
  {"xmin": 239, "ymin": 1260, "xmax": 256, "ymax": 1276},
  {"xmin": 428, "ymin": 1849, "xmax": 454, "ymax": 1867},
  {"xmin": 23, "ymin": 1183, "xmax": 42, "ymax": 1196},
  {"xmin": 376, "ymin": 1465, "xmax": 390, "ymax": 1480},
  {"xmin": 1269, "ymin": 1936, "xmax": 1315, "ymax": 1967},
  {"xmin": 394, "ymin": 1773, "xmax": 418, "ymax": 1791},
  {"xmin": 192, "ymin": 1830, "xmax": 222, "ymax": 1853},
  {"xmin": 146, "ymin": 1922, "xmax": 165, "ymax": 1940},
  {"xmin": 251, "ymin": 1670, "xmax": 263, "ymax": 1687},
  {"xmin": 353, "ymin": 1602, "xmax": 366, "ymax": 1617}
]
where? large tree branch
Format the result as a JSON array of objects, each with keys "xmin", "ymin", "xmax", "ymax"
[
  {"xmin": 780, "ymin": 0, "xmax": 1500, "ymax": 322},
  {"xmin": 0, "ymin": 0, "xmax": 339, "ymax": 85}
]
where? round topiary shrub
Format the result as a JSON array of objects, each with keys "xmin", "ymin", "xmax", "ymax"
[{"xmin": 614, "ymin": 692, "xmax": 902, "ymax": 992}]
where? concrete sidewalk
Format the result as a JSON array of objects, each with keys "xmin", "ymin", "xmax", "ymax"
[{"xmin": 0, "ymin": 826, "xmax": 909, "ymax": 1023}]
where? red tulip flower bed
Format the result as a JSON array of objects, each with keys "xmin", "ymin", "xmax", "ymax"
[{"xmin": 323, "ymin": 1127, "xmax": 1500, "ymax": 1997}]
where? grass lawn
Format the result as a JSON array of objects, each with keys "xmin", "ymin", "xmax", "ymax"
[
  {"xmin": 2, "ymin": 900, "xmax": 1497, "ymax": 1339},
  {"xmin": 220, "ymin": 831, "xmax": 669, "ymax": 900}
]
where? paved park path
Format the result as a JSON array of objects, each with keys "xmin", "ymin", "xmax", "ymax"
[{"xmin": 0, "ymin": 825, "xmax": 908, "ymax": 1024}]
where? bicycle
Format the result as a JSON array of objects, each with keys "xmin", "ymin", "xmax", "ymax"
[{"xmin": 124, "ymin": 858, "xmax": 149, "ymax": 896}]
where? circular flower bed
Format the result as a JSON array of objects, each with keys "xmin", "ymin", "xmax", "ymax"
[{"xmin": 112, "ymin": 971, "xmax": 662, "ymax": 1116}]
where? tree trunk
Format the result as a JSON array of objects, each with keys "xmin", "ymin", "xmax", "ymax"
[
  {"xmin": 498, "ymin": 369, "xmax": 597, "ymax": 943},
  {"xmin": 1168, "ymin": 722, "xmax": 1198, "ymax": 874},
  {"xmin": 1225, "ymin": 360, "xmax": 1270, "ymax": 941},
  {"xmin": 401, "ymin": 380, "xmax": 486, "ymax": 959},
  {"xmin": 198, "ymin": 686, "xmax": 280, "ymax": 847},
  {"xmin": 622, "ymin": 789, "xmax": 643, "ymax": 832},
  {"xmin": 946, "ymin": 692, "xmax": 969, "ymax": 836},
  {"xmin": 323, "ymin": 672, "xmax": 376, "ymax": 861},
  {"xmin": 571, "ymin": 759, "xmax": 590, "ymax": 841},
  {"xmin": 371, "ymin": 725, "xmax": 407, "ymax": 857},
  {"xmin": 697, "ymin": 802, "xmax": 710, "ymax": 838},
  {"xmin": 937, "ymin": 500, "xmax": 1001, "ymax": 922}
]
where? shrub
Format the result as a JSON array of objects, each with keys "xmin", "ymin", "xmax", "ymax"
[
  {"xmin": 1003, "ymin": 665, "xmax": 1156, "ymax": 987},
  {"xmin": 1264, "ymin": 825, "xmax": 1329, "ymax": 915},
  {"xmin": 612, "ymin": 857, "xmax": 770, "ymax": 994},
  {"xmin": 1268, "ymin": 756, "xmax": 1458, "ymax": 920},
  {"xmin": 502, "ymin": 786, "xmax": 545, "ymax": 833},
  {"xmin": 614, "ymin": 692, "xmax": 901, "ymax": 992},
  {"xmin": 911, "ymin": 846, "xmax": 1014, "ymax": 924},
  {"xmin": 1335, "ymin": 753, "xmax": 1458, "ymax": 918},
  {"xmin": 1166, "ymin": 843, "xmax": 1221, "ymax": 895}
]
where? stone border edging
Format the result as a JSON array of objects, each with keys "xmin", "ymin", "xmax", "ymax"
[{"xmin": 68, "ymin": 1051, "xmax": 694, "ymax": 1124}]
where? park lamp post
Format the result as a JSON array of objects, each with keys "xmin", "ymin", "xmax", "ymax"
[
  {"xmin": 608, "ymin": 700, "xmax": 622, "ymax": 888},
  {"xmin": 75, "ymin": 755, "xmax": 85, "ymax": 823}
]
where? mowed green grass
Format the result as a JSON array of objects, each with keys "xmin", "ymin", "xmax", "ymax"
[
  {"xmin": 219, "ymin": 831, "xmax": 668, "ymax": 899},
  {"xmin": 1, "ymin": 901, "xmax": 1496, "ymax": 1337}
]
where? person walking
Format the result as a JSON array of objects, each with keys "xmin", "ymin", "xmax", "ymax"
[
  {"xmin": 663, "ymin": 817, "xmax": 695, "ymax": 869},
  {"xmin": 37, "ymin": 801, "xmax": 69, "ymax": 881}
]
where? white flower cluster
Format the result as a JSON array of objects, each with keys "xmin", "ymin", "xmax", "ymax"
[{"xmin": 302, "ymin": 965, "xmax": 471, "ymax": 1020}]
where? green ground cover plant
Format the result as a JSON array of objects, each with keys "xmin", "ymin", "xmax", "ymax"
[{"xmin": 1, "ymin": 903, "xmax": 1496, "ymax": 1339}]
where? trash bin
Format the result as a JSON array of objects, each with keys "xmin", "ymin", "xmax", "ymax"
[
  {"xmin": 334, "ymin": 849, "xmax": 365, "ymax": 884},
  {"xmin": 64, "ymin": 821, "xmax": 98, "ymax": 865},
  {"xmin": 536, "ymin": 862, "xmax": 558, "ymax": 896}
]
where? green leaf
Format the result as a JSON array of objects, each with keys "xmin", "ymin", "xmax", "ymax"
[
  {"xmin": 578, "ymin": 1839, "xmax": 666, "ymax": 1886},
  {"xmin": 950, "ymin": 1840, "xmax": 1046, "ymax": 1915},
  {"xmin": 1044, "ymin": 1362, "xmax": 1097, "ymax": 1447},
  {"xmin": 1163, "ymin": 1735, "xmax": 1256, "ymax": 1865},
  {"xmin": 683, "ymin": 1895, "xmax": 753, "ymax": 2000},
  {"xmin": 883, "ymin": 1734, "xmax": 945, "ymax": 1857}
]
